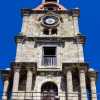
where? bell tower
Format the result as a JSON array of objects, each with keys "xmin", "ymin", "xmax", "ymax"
[{"xmin": 1, "ymin": 0, "xmax": 98, "ymax": 100}]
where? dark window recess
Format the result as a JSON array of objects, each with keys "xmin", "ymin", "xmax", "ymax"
[
  {"xmin": 48, "ymin": 7, "xmax": 54, "ymax": 10},
  {"xmin": 44, "ymin": 47, "xmax": 56, "ymax": 56},
  {"xmin": 32, "ymin": 74, "xmax": 36, "ymax": 90},
  {"xmin": 42, "ymin": 47, "xmax": 57, "ymax": 66},
  {"xmin": 44, "ymin": 5, "xmax": 58, "ymax": 11},
  {"xmin": 45, "ymin": 0, "xmax": 57, "ymax": 2},
  {"xmin": 51, "ymin": 28, "xmax": 57, "ymax": 34},
  {"xmin": 18, "ymin": 69, "xmax": 27, "ymax": 91},
  {"xmin": 43, "ymin": 29, "xmax": 49, "ymax": 35},
  {"xmin": 72, "ymin": 68, "xmax": 80, "ymax": 91}
]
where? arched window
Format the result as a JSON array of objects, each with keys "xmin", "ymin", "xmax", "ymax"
[{"xmin": 41, "ymin": 82, "xmax": 58, "ymax": 100}]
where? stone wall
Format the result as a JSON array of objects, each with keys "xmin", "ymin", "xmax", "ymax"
[
  {"xmin": 15, "ymin": 40, "xmax": 84, "ymax": 67},
  {"xmin": 21, "ymin": 14, "xmax": 79, "ymax": 37}
]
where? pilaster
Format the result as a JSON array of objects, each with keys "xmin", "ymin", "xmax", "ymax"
[
  {"xmin": 2, "ymin": 77, "xmax": 9, "ymax": 100},
  {"xmin": 63, "ymin": 67, "xmax": 73, "ymax": 100},
  {"xmin": 79, "ymin": 67, "xmax": 87, "ymax": 100},
  {"xmin": 72, "ymin": 16, "xmax": 79, "ymax": 35},
  {"xmin": 88, "ymin": 71, "xmax": 97, "ymax": 100},
  {"xmin": 12, "ymin": 68, "xmax": 20, "ymax": 99}
]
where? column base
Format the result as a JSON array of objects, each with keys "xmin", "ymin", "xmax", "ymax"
[
  {"xmin": 2, "ymin": 96, "xmax": 7, "ymax": 100},
  {"xmin": 25, "ymin": 92, "xmax": 33, "ymax": 99}
]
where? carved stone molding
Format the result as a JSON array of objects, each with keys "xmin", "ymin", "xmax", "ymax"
[
  {"xmin": 74, "ymin": 35, "xmax": 86, "ymax": 44},
  {"xmin": 15, "ymin": 35, "xmax": 86, "ymax": 44},
  {"xmin": 62, "ymin": 63, "xmax": 88, "ymax": 74},
  {"xmin": 21, "ymin": 9, "xmax": 80, "ymax": 16},
  {"xmin": 11, "ymin": 62, "xmax": 37, "ymax": 74}
]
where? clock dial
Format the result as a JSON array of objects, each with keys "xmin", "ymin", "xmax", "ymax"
[
  {"xmin": 44, "ymin": 16, "xmax": 56, "ymax": 25},
  {"xmin": 41, "ymin": 15, "xmax": 59, "ymax": 27},
  {"xmin": 45, "ymin": 18, "xmax": 56, "ymax": 25}
]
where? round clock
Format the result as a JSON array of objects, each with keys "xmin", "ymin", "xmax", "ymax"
[
  {"xmin": 44, "ymin": 16, "xmax": 57, "ymax": 25},
  {"xmin": 41, "ymin": 15, "xmax": 59, "ymax": 28}
]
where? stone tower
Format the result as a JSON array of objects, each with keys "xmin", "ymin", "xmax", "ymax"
[{"xmin": 1, "ymin": 0, "xmax": 98, "ymax": 100}]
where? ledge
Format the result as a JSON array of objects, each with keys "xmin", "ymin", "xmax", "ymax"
[
  {"xmin": 11, "ymin": 62, "xmax": 37, "ymax": 72},
  {"xmin": 15, "ymin": 35, "xmax": 86, "ymax": 44},
  {"xmin": 21, "ymin": 8, "xmax": 80, "ymax": 16},
  {"xmin": 62, "ymin": 63, "xmax": 89, "ymax": 73}
]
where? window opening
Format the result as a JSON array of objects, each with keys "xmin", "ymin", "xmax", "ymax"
[
  {"xmin": 43, "ymin": 29, "xmax": 49, "ymax": 35},
  {"xmin": 48, "ymin": 7, "xmax": 54, "ymax": 11},
  {"xmin": 51, "ymin": 28, "xmax": 57, "ymax": 34},
  {"xmin": 42, "ymin": 47, "xmax": 57, "ymax": 66},
  {"xmin": 44, "ymin": 47, "xmax": 56, "ymax": 56},
  {"xmin": 45, "ymin": 0, "xmax": 57, "ymax": 2}
]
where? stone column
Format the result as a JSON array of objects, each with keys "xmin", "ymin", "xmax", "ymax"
[
  {"xmin": 12, "ymin": 69, "xmax": 20, "ymax": 99},
  {"xmin": 25, "ymin": 69, "xmax": 33, "ymax": 99},
  {"xmin": 2, "ymin": 77, "xmax": 9, "ymax": 100},
  {"xmin": 66, "ymin": 69, "xmax": 73, "ymax": 100},
  {"xmin": 79, "ymin": 69, "xmax": 87, "ymax": 100},
  {"xmin": 89, "ymin": 71, "xmax": 97, "ymax": 100}
]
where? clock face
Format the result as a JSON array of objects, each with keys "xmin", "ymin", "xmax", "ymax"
[
  {"xmin": 44, "ymin": 16, "xmax": 56, "ymax": 25},
  {"xmin": 41, "ymin": 15, "xmax": 59, "ymax": 27}
]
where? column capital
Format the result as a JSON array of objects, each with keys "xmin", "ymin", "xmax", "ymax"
[
  {"xmin": 62, "ymin": 66, "xmax": 73, "ymax": 74},
  {"xmin": 78, "ymin": 66, "xmax": 88, "ymax": 73},
  {"xmin": 0, "ymin": 70, "xmax": 11, "ymax": 81},
  {"xmin": 62, "ymin": 63, "xmax": 88, "ymax": 74},
  {"xmin": 11, "ymin": 62, "xmax": 37, "ymax": 74},
  {"xmin": 88, "ymin": 71, "xmax": 97, "ymax": 80}
]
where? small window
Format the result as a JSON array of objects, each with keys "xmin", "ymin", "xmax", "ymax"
[
  {"xmin": 42, "ymin": 47, "xmax": 57, "ymax": 66},
  {"xmin": 43, "ymin": 29, "xmax": 49, "ymax": 35},
  {"xmin": 48, "ymin": 7, "xmax": 54, "ymax": 11},
  {"xmin": 51, "ymin": 28, "xmax": 57, "ymax": 34},
  {"xmin": 45, "ymin": 0, "xmax": 57, "ymax": 2}
]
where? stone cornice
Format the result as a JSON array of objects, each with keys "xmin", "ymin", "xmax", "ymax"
[
  {"xmin": 11, "ymin": 62, "xmax": 37, "ymax": 73},
  {"xmin": 74, "ymin": 35, "xmax": 86, "ymax": 44},
  {"xmin": 0, "ymin": 69, "xmax": 12, "ymax": 80},
  {"xmin": 0, "ymin": 70, "xmax": 10, "ymax": 78},
  {"xmin": 62, "ymin": 63, "xmax": 89, "ymax": 74},
  {"xmin": 15, "ymin": 35, "xmax": 86, "ymax": 44},
  {"xmin": 21, "ymin": 8, "xmax": 80, "ymax": 16}
]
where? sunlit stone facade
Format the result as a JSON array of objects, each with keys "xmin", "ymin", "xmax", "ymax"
[{"xmin": 1, "ymin": 0, "xmax": 97, "ymax": 100}]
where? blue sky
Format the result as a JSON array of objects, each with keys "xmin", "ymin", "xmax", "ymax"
[{"xmin": 0, "ymin": 0, "xmax": 100, "ymax": 96}]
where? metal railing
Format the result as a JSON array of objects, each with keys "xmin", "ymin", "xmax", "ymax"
[
  {"xmin": 42, "ymin": 56, "xmax": 57, "ymax": 66},
  {"xmin": 1, "ymin": 92, "xmax": 100, "ymax": 100}
]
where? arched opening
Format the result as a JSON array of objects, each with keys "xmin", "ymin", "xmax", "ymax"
[{"xmin": 41, "ymin": 82, "xmax": 58, "ymax": 100}]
